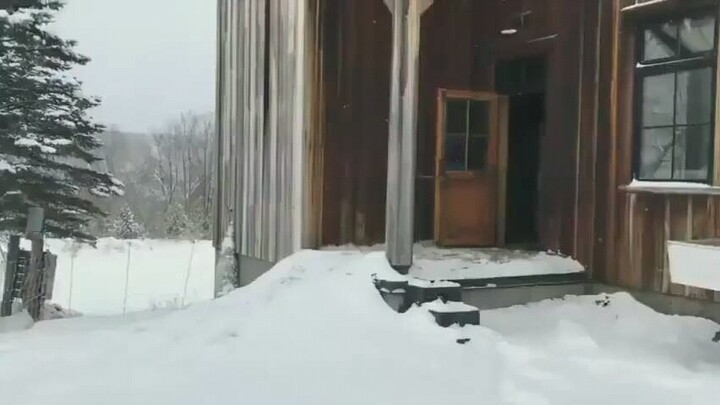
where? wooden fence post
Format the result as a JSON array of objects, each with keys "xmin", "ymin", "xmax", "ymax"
[{"xmin": 1, "ymin": 236, "xmax": 20, "ymax": 317}]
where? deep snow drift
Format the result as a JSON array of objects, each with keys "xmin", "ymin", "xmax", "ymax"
[{"xmin": 1, "ymin": 250, "xmax": 719, "ymax": 405}]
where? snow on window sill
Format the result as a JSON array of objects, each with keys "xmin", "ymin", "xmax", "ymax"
[
  {"xmin": 620, "ymin": 180, "xmax": 720, "ymax": 195},
  {"xmin": 621, "ymin": 0, "xmax": 669, "ymax": 13}
]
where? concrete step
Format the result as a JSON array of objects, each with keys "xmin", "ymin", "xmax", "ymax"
[
  {"xmin": 405, "ymin": 279, "xmax": 462, "ymax": 309},
  {"xmin": 421, "ymin": 299, "xmax": 480, "ymax": 327}
]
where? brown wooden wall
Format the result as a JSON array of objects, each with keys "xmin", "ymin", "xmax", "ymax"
[
  {"xmin": 415, "ymin": 0, "xmax": 589, "ymax": 256},
  {"xmin": 618, "ymin": 192, "xmax": 720, "ymax": 301},
  {"xmin": 320, "ymin": 0, "xmax": 598, "ymax": 257},
  {"xmin": 320, "ymin": 0, "xmax": 391, "ymax": 246}
]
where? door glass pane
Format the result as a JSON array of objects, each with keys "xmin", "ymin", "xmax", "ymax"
[
  {"xmin": 642, "ymin": 73, "xmax": 675, "ymax": 127},
  {"xmin": 445, "ymin": 134, "xmax": 467, "ymax": 171},
  {"xmin": 675, "ymin": 67, "xmax": 713, "ymax": 125},
  {"xmin": 679, "ymin": 15, "xmax": 716, "ymax": 54},
  {"xmin": 469, "ymin": 100, "xmax": 489, "ymax": 135},
  {"xmin": 467, "ymin": 136, "xmax": 488, "ymax": 171},
  {"xmin": 673, "ymin": 125, "xmax": 711, "ymax": 180},
  {"xmin": 643, "ymin": 22, "xmax": 678, "ymax": 61},
  {"xmin": 639, "ymin": 127, "xmax": 674, "ymax": 179},
  {"xmin": 446, "ymin": 100, "xmax": 467, "ymax": 134}
]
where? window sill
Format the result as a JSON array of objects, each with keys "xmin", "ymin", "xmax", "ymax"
[
  {"xmin": 620, "ymin": 180, "xmax": 720, "ymax": 195},
  {"xmin": 622, "ymin": 0, "xmax": 716, "ymax": 20}
]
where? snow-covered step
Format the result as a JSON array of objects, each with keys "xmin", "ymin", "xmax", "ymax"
[
  {"xmin": 406, "ymin": 278, "xmax": 462, "ymax": 308},
  {"xmin": 421, "ymin": 299, "xmax": 480, "ymax": 328}
]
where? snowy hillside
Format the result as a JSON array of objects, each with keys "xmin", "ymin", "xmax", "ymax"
[{"xmin": 1, "ymin": 250, "xmax": 719, "ymax": 404}]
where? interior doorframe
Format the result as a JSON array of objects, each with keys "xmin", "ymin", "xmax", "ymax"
[{"xmin": 433, "ymin": 88, "xmax": 509, "ymax": 247}]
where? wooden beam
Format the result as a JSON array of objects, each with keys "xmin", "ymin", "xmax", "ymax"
[
  {"xmin": 497, "ymin": 96, "xmax": 509, "ymax": 248},
  {"xmin": 385, "ymin": 0, "xmax": 433, "ymax": 271}
]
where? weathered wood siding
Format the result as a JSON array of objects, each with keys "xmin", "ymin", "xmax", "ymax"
[
  {"xmin": 319, "ymin": 0, "xmax": 391, "ymax": 246},
  {"xmin": 603, "ymin": 0, "xmax": 720, "ymax": 301},
  {"xmin": 615, "ymin": 192, "xmax": 720, "ymax": 301},
  {"xmin": 215, "ymin": 0, "xmax": 320, "ymax": 262}
]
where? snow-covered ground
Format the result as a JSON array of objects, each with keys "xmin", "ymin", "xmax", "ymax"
[
  {"xmin": 2, "ymin": 238, "xmax": 215, "ymax": 315},
  {"xmin": 1, "ymin": 250, "xmax": 719, "ymax": 405}
]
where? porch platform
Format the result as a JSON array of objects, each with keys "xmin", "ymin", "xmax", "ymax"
[{"xmin": 323, "ymin": 242, "xmax": 586, "ymax": 287}]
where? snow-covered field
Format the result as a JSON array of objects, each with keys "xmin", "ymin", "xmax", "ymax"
[
  {"xmin": 1, "ymin": 250, "xmax": 719, "ymax": 405},
  {"xmin": 2, "ymin": 238, "xmax": 215, "ymax": 315}
]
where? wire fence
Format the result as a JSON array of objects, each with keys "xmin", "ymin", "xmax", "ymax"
[{"xmin": 18, "ymin": 238, "xmax": 216, "ymax": 316}]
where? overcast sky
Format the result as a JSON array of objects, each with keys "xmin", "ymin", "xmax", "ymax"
[{"xmin": 51, "ymin": 0, "xmax": 216, "ymax": 134}]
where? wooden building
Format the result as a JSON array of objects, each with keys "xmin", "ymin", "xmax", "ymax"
[{"xmin": 214, "ymin": 0, "xmax": 720, "ymax": 303}]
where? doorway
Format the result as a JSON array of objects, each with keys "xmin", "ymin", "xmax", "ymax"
[
  {"xmin": 434, "ymin": 90, "xmax": 502, "ymax": 247},
  {"xmin": 495, "ymin": 57, "xmax": 546, "ymax": 247}
]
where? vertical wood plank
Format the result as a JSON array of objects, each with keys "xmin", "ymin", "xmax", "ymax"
[
  {"xmin": 497, "ymin": 95, "xmax": 509, "ymax": 247},
  {"xmin": 662, "ymin": 196, "xmax": 671, "ymax": 293}
]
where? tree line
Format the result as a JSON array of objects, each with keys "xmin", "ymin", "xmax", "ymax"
[{"xmin": 91, "ymin": 112, "xmax": 216, "ymax": 240}]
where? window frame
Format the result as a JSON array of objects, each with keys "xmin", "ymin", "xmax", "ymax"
[
  {"xmin": 442, "ymin": 97, "xmax": 491, "ymax": 173},
  {"xmin": 632, "ymin": 7, "xmax": 720, "ymax": 183}
]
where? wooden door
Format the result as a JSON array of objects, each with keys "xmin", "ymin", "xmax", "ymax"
[{"xmin": 434, "ymin": 89, "xmax": 507, "ymax": 247}]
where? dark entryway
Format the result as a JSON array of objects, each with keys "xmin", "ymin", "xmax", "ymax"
[{"xmin": 495, "ymin": 56, "xmax": 546, "ymax": 247}]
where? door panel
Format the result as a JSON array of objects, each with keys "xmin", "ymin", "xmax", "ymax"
[{"xmin": 434, "ymin": 89, "xmax": 504, "ymax": 247}]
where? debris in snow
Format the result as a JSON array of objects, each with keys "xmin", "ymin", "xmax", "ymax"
[
  {"xmin": 456, "ymin": 338, "xmax": 472, "ymax": 345},
  {"xmin": 595, "ymin": 295, "xmax": 611, "ymax": 308},
  {"xmin": 713, "ymin": 331, "xmax": 720, "ymax": 343},
  {"xmin": 41, "ymin": 303, "xmax": 82, "ymax": 321}
]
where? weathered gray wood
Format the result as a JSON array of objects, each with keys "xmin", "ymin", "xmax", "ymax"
[
  {"xmin": 213, "ymin": 0, "xmax": 225, "ymax": 249},
  {"xmin": 1, "ymin": 235, "xmax": 20, "ymax": 317},
  {"xmin": 42, "ymin": 252, "xmax": 56, "ymax": 302},
  {"xmin": 23, "ymin": 236, "xmax": 44, "ymax": 320},
  {"xmin": 214, "ymin": 0, "xmax": 312, "ymax": 267},
  {"xmin": 385, "ymin": 0, "xmax": 433, "ymax": 271}
]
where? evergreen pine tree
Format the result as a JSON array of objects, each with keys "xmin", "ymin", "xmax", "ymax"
[
  {"xmin": 112, "ymin": 205, "xmax": 145, "ymax": 239},
  {"xmin": 0, "ymin": 2, "xmax": 123, "ymax": 242},
  {"xmin": 164, "ymin": 203, "xmax": 189, "ymax": 238}
]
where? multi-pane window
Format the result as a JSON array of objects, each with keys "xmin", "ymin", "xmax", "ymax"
[
  {"xmin": 636, "ymin": 12, "xmax": 718, "ymax": 182},
  {"xmin": 444, "ymin": 99, "xmax": 489, "ymax": 172}
]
